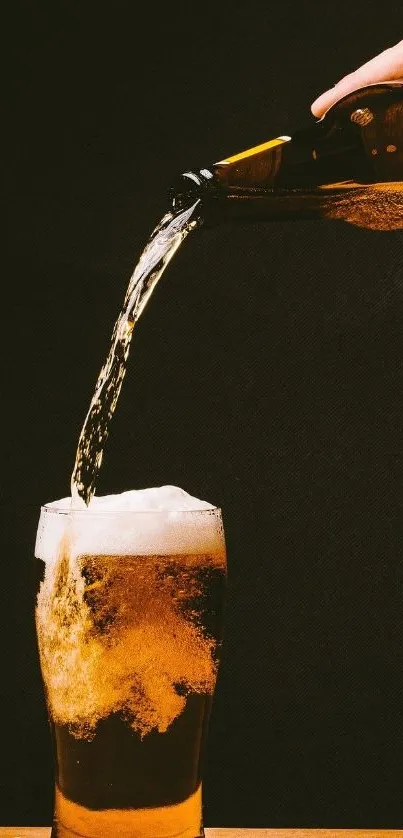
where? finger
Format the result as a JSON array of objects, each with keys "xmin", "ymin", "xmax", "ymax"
[{"xmin": 311, "ymin": 39, "xmax": 403, "ymax": 117}]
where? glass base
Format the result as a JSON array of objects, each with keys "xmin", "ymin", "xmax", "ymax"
[{"xmin": 51, "ymin": 784, "xmax": 204, "ymax": 838}]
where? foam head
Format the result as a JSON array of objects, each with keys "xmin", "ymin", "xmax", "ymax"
[{"xmin": 35, "ymin": 485, "xmax": 224, "ymax": 563}]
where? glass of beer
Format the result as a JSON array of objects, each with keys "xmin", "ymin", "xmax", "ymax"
[{"xmin": 34, "ymin": 488, "xmax": 227, "ymax": 838}]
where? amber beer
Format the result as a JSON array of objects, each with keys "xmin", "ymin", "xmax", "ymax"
[{"xmin": 35, "ymin": 494, "xmax": 226, "ymax": 838}]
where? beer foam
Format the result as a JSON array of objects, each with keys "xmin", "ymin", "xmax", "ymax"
[{"xmin": 35, "ymin": 486, "xmax": 221, "ymax": 563}]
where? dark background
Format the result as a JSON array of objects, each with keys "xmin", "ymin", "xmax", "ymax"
[{"xmin": 2, "ymin": 0, "xmax": 403, "ymax": 828}]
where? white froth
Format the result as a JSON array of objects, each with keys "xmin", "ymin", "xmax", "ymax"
[{"xmin": 35, "ymin": 486, "xmax": 221, "ymax": 563}]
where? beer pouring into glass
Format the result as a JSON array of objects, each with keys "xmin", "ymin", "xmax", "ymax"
[{"xmin": 34, "ymin": 40, "xmax": 403, "ymax": 838}]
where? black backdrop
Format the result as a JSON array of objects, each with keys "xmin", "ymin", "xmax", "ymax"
[{"xmin": 3, "ymin": 0, "xmax": 403, "ymax": 828}]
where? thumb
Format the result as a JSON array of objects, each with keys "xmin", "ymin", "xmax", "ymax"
[{"xmin": 311, "ymin": 40, "xmax": 403, "ymax": 118}]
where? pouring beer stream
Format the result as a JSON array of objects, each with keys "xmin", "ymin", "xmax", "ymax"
[{"xmin": 71, "ymin": 81, "xmax": 403, "ymax": 509}]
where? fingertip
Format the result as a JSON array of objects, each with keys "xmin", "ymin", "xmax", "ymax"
[
  {"xmin": 310, "ymin": 101, "xmax": 323, "ymax": 118},
  {"xmin": 310, "ymin": 91, "xmax": 331, "ymax": 118},
  {"xmin": 310, "ymin": 77, "xmax": 352, "ymax": 117}
]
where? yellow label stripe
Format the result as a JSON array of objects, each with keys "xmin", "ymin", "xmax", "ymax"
[{"xmin": 216, "ymin": 135, "xmax": 291, "ymax": 165}]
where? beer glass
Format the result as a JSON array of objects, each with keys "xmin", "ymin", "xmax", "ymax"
[{"xmin": 34, "ymin": 503, "xmax": 226, "ymax": 838}]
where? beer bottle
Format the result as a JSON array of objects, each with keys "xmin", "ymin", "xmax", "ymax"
[{"xmin": 170, "ymin": 82, "xmax": 403, "ymax": 230}]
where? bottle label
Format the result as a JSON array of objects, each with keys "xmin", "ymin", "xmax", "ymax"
[{"xmin": 216, "ymin": 135, "xmax": 291, "ymax": 165}]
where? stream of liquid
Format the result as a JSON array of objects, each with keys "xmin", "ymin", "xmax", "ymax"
[{"xmin": 71, "ymin": 201, "xmax": 200, "ymax": 505}]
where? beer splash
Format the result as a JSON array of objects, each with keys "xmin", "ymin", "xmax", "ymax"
[
  {"xmin": 71, "ymin": 203, "xmax": 200, "ymax": 506},
  {"xmin": 36, "ymin": 547, "xmax": 224, "ymax": 740}
]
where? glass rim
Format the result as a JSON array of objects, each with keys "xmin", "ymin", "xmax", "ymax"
[{"xmin": 40, "ymin": 503, "xmax": 222, "ymax": 517}]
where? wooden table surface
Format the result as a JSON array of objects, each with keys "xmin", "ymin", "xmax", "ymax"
[{"xmin": 1, "ymin": 829, "xmax": 403, "ymax": 837}]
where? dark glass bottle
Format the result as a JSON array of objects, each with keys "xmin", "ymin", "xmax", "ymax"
[{"xmin": 170, "ymin": 82, "xmax": 403, "ymax": 230}]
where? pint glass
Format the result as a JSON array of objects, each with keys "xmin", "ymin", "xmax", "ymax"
[{"xmin": 34, "ymin": 502, "xmax": 227, "ymax": 838}]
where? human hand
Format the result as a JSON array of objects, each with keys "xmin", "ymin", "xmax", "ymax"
[{"xmin": 311, "ymin": 40, "xmax": 403, "ymax": 117}]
